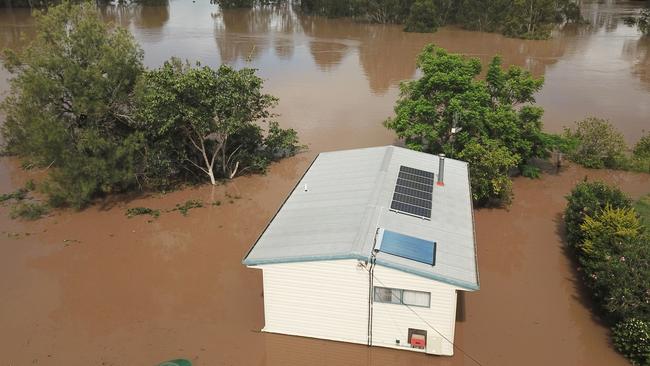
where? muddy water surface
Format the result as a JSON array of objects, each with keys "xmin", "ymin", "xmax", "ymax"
[{"xmin": 0, "ymin": 1, "xmax": 649, "ymax": 365}]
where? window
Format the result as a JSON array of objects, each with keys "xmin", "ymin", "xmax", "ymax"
[
  {"xmin": 374, "ymin": 287, "xmax": 402, "ymax": 304},
  {"xmin": 373, "ymin": 287, "xmax": 430, "ymax": 308},
  {"xmin": 403, "ymin": 290, "xmax": 431, "ymax": 307}
]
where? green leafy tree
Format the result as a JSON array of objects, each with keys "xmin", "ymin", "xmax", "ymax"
[
  {"xmin": 1, "ymin": 2, "xmax": 145, "ymax": 207},
  {"xmin": 404, "ymin": 0, "xmax": 438, "ymax": 32},
  {"xmin": 457, "ymin": 139, "xmax": 520, "ymax": 205},
  {"xmin": 384, "ymin": 45, "xmax": 546, "ymax": 205},
  {"xmin": 564, "ymin": 117, "xmax": 628, "ymax": 169},
  {"xmin": 136, "ymin": 59, "xmax": 301, "ymax": 185}
]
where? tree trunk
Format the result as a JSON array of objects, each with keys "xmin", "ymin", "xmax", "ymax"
[{"xmin": 208, "ymin": 168, "xmax": 216, "ymax": 185}]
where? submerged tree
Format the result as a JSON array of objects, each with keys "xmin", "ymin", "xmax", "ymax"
[
  {"xmin": 1, "ymin": 1, "xmax": 145, "ymax": 207},
  {"xmin": 1, "ymin": 2, "xmax": 302, "ymax": 207},
  {"xmin": 136, "ymin": 59, "xmax": 301, "ymax": 185},
  {"xmin": 384, "ymin": 45, "xmax": 547, "ymax": 205}
]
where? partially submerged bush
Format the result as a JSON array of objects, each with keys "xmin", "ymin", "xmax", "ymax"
[
  {"xmin": 565, "ymin": 182, "xmax": 650, "ymax": 364},
  {"xmin": 0, "ymin": 188, "xmax": 28, "ymax": 203},
  {"xmin": 10, "ymin": 201, "xmax": 49, "ymax": 220},
  {"xmin": 126, "ymin": 207, "xmax": 160, "ymax": 219},
  {"xmin": 612, "ymin": 318, "xmax": 650, "ymax": 366},
  {"xmin": 564, "ymin": 117, "xmax": 628, "ymax": 169},
  {"xmin": 564, "ymin": 181, "xmax": 632, "ymax": 248},
  {"xmin": 171, "ymin": 199, "xmax": 203, "ymax": 216}
]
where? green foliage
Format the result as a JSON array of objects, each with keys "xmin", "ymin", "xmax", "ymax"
[
  {"xmin": 634, "ymin": 133, "xmax": 650, "ymax": 160},
  {"xmin": 564, "ymin": 181, "xmax": 632, "ymax": 249},
  {"xmin": 635, "ymin": 195, "xmax": 650, "ymax": 226},
  {"xmin": 1, "ymin": 2, "xmax": 302, "ymax": 208},
  {"xmin": 171, "ymin": 199, "xmax": 203, "ymax": 216},
  {"xmin": 404, "ymin": 0, "xmax": 439, "ymax": 33},
  {"xmin": 24, "ymin": 179, "xmax": 36, "ymax": 191},
  {"xmin": 299, "ymin": 0, "xmax": 581, "ymax": 39},
  {"xmin": 136, "ymin": 59, "xmax": 301, "ymax": 185},
  {"xmin": 564, "ymin": 118, "xmax": 628, "ymax": 169},
  {"xmin": 565, "ymin": 182, "xmax": 650, "ymax": 364},
  {"xmin": 126, "ymin": 207, "xmax": 160, "ymax": 219},
  {"xmin": 520, "ymin": 164, "xmax": 541, "ymax": 178},
  {"xmin": 0, "ymin": 188, "xmax": 28, "ymax": 203},
  {"xmin": 1, "ymin": 2, "xmax": 145, "ymax": 208},
  {"xmin": 10, "ymin": 201, "xmax": 49, "ymax": 220},
  {"xmin": 457, "ymin": 139, "xmax": 519, "ymax": 205},
  {"xmin": 540, "ymin": 132, "xmax": 579, "ymax": 154},
  {"xmin": 384, "ymin": 45, "xmax": 546, "ymax": 206},
  {"xmin": 579, "ymin": 205, "xmax": 642, "ymax": 254},
  {"xmin": 612, "ymin": 318, "xmax": 650, "ymax": 366}
]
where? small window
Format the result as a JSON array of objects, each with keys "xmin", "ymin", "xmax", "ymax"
[
  {"xmin": 402, "ymin": 290, "xmax": 431, "ymax": 307},
  {"xmin": 374, "ymin": 287, "xmax": 402, "ymax": 304},
  {"xmin": 373, "ymin": 287, "xmax": 430, "ymax": 308}
]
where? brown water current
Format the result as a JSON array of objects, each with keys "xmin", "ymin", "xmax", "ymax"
[{"xmin": 0, "ymin": 0, "xmax": 649, "ymax": 365}]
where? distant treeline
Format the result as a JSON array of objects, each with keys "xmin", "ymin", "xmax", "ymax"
[
  {"xmin": 0, "ymin": 0, "xmax": 167, "ymax": 8},
  {"xmin": 298, "ymin": 0, "xmax": 582, "ymax": 39},
  {"xmin": 214, "ymin": 0, "xmax": 581, "ymax": 39}
]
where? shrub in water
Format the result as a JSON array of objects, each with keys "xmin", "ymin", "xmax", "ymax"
[
  {"xmin": 126, "ymin": 207, "xmax": 160, "ymax": 219},
  {"xmin": 564, "ymin": 117, "xmax": 628, "ymax": 169},
  {"xmin": 10, "ymin": 202, "xmax": 49, "ymax": 220},
  {"xmin": 564, "ymin": 181, "xmax": 631, "ymax": 248}
]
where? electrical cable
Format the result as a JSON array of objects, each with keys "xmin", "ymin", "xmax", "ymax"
[{"xmin": 367, "ymin": 269, "xmax": 485, "ymax": 366}]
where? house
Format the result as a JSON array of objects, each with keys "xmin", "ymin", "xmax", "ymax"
[{"xmin": 242, "ymin": 145, "xmax": 479, "ymax": 356}]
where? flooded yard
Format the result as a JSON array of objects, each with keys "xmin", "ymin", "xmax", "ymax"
[{"xmin": 0, "ymin": 0, "xmax": 649, "ymax": 365}]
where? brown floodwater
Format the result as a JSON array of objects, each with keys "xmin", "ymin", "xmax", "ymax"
[{"xmin": 0, "ymin": 1, "xmax": 649, "ymax": 365}]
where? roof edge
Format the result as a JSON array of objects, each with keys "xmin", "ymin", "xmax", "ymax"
[
  {"xmin": 243, "ymin": 253, "xmax": 369, "ymax": 266},
  {"xmin": 374, "ymin": 258, "xmax": 479, "ymax": 291},
  {"xmin": 241, "ymin": 153, "xmax": 320, "ymax": 264}
]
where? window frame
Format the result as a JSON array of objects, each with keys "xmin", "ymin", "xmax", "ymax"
[{"xmin": 373, "ymin": 286, "xmax": 431, "ymax": 308}]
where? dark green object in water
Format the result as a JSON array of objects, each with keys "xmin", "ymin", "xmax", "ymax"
[{"xmin": 157, "ymin": 360, "xmax": 191, "ymax": 366}]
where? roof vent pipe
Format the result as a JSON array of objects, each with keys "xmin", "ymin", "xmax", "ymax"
[{"xmin": 437, "ymin": 154, "xmax": 445, "ymax": 186}]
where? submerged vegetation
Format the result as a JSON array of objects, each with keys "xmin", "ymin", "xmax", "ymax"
[
  {"xmin": 126, "ymin": 207, "xmax": 160, "ymax": 219},
  {"xmin": 298, "ymin": 0, "xmax": 581, "ymax": 39},
  {"xmin": 384, "ymin": 44, "xmax": 550, "ymax": 206},
  {"xmin": 565, "ymin": 182, "xmax": 650, "ymax": 365},
  {"xmin": 558, "ymin": 118, "xmax": 650, "ymax": 173},
  {"xmin": 0, "ymin": 2, "xmax": 302, "ymax": 209},
  {"xmin": 625, "ymin": 9, "xmax": 650, "ymax": 36}
]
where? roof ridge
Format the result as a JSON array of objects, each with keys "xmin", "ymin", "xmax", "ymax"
[{"xmin": 351, "ymin": 146, "xmax": 394, "ymax": 259}]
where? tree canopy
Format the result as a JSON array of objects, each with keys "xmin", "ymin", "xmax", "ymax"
[
  {"xmin": 135, "ymin": 59, "xmax": 301, "ymax": 186},
  {"xmin": 1, "ymin": 2, "xmax": 302, "ymax": 208},
  {"xmin": 384, "ymin": 45, "xmax": 548, "ymax": 205}
]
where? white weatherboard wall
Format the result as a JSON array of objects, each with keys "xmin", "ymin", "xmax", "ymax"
[
  {"xmin": 371, "ymin": 264, "xmax": 459, "ymax": 356},
  {"xmin": 260, "ymin": 259, "xmax": 370, "ymax": 345}
]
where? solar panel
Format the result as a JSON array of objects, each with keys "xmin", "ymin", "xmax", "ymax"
[
  {"xmin": 378, "ymin": 229, "xmax": 436, "ymax": 266},
  {"xmin": 390, "ymin": 165, "xmax": 434, "ymax": 219}
]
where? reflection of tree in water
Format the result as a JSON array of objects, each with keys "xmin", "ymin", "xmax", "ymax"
[
  {"xmin": 213, "ymin": 4, "xmax": 300, "ymax": 64},
  {"xmin": 0, "ymin": 8, "xmax": 34, "ymax": 52},
  {"xmin": 356, "ymin": 26, "xmax": 423, "ymax": 94},
  {"xmin": 298, "ymin": 15, "xmax": 355, "ymax": 72},
  {"xmin": 623, "ymin": 37, "xmax": 650, "ymax": 91},
  {"xmin": 100, "ymin": 1, "xmax": 169, "ymax": 38},
  {"xmin": 210, "ymin": 5, "xmax": 583, "ymax": 95}
]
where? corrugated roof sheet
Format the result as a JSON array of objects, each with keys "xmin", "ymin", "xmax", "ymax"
[{"xmin": 242, "ymin": 146, "xmax": 479, "ymax": 291}]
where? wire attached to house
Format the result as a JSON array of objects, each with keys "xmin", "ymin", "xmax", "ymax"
[{"xmin": 367, "ymin": 270, "xmax": 486, "ymax": 366}]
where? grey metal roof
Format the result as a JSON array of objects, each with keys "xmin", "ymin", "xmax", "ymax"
[{"xmin": 243, "ymin": 146, "xmax": 479, "ymax": 291}]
